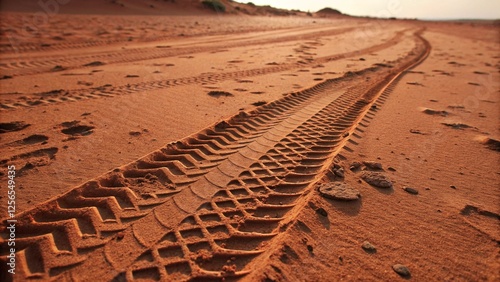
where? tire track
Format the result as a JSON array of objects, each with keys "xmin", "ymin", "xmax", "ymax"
[
  {"xmin": 0, "ymin": 38, "xmax": 131, "ymax": 55},
  {"xmin": 0, "ymin": 23, "xmax": 355, "ymax": 55},
  {"xmin": 0, "ymin": 29, "xmax": 430, "ymax": 281},
  {"xmin": 0, "ymin": 29, "xmax": 409, "ymax": 111},
  {"xmin": 0, "ymin": 26, "xmax": 359, "ymax": 76}
]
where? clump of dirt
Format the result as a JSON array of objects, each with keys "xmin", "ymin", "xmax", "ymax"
[
  {"xmin": 361, "ymin": 172, "xmax": 393, "ymax": 188},
  {"xmin": 60, "ymin": 120, "xmax": 94, "ymax": 136},
  {"xmin": 84, "ymin": 61, "xmax": 106, "ymax": 67},
  {"xmin": 0, "ymin": 121, "xmax": 30, "ymax": 134},
  {"xmin": 318, "ymin": 182, "xmax": 360, "ymax": 201},
  {"xmin": 22, "ymin": 134, "xmax": 49, "ymax": 145},
  {"xmin": 208, "ymin": 91, "xmax": 234, "ymax": 97},
  {"xmin": 441, "ymin": 122, "xmax": 472, "ymax": 129},
  {"xmin": 252, "ymin": 101, "xmax": 267, "ymax": 106},
  {"xmin": 421, "ymin": 108, "xmax": 449, "ymax": 116}
]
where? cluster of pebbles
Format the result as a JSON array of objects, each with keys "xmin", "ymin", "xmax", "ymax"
[
  {"xmin": 316, "ymin": 160, "xmax": 413, "ymax": 278},
  {"xmin": 319, "ymin": 159, "xmax": 422, "ymax": 201},
  {"xmin": 318, "ymin": 160, "xmax": 393, "ymax": 202}
]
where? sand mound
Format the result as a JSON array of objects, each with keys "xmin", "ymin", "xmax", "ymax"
[
  {"xmin": 477, "ymin": 136, "xmax": 500, "ymax": 151},
  {"xmin": 316, "ymin": 7, "xmax": 343, "ymax": 16},
  {"xmin": 0, "ymin": 0, "xmax": 312, "ymax": 16},
  {"xmin": 0, "ymin": 0, "xmax": 236, "ymax": 15}
]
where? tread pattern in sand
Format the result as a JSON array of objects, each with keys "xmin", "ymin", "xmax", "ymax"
[
  {"xmin": 0, "ymin": 27, "xmax": 359, "ymax": 76},
  {"xmin": 0, "ymin": 29, "xmax": 409, "ymax": 111},
  {"xmin": 0, "ymin": 30, "xmax": 431, "ymax": 281}
]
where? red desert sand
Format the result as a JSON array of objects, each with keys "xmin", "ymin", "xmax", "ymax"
[{"xmin": 0, "ymin": 0, "xmax": 499, "ymax": 281}]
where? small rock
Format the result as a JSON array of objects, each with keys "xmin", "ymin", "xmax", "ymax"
[
  {"xmin": 392, "ymin": 264, "xmax": 411, "ymax": 278},
  {"xmin": 318, "ymin": 182, "xmax": 360, "ymax": 201},
  {"xmin": 350, "ymin": 161, "xmax": 362, "ymax": 171},
  {"xmin": 388, "ymin": 166, "xmax": 396, "ymax": 172},
  {"xmin": 116, "ymin": 232, "xmax": 125, "ymax": 241},
  {"xmin": 333, "ymin": 167, "xmax": 345, "ymax": 178},
  {"xmin": 450, "ymin": 185, "xmax": 457, "ymax": 189},
  {"xmin": 361, "ymin": 172, "xmax": 393, "ymax": 188},
  {"xmin": 403, "ymin": 187, "xmax": 419, "ymax": 195},
  {"xmin": 441, "ymin": 122, "xmax": 472, "ymax": 130},
  {"xmin": 410, "ymin": 129, "xmax": 423, "ymax": 134},
  {"xmin": 51, "ymin": 65, "xmax": 66, "ymax": 71},
  {"xmin": 361, "ymin": 241, "xmax": 377, "ymax": 253},
  {"xmin": 129, "ymin": 131, "xmax": 141, "ymax": 136},
  {"xmin": 363, "ymin": 161, "xmax": 383, "ymax": 170},
  {"xmin": 208, "ymin": 91, "xmax": 234, "ymax": 97},
  {"xmin": 306, "ymin": 245, "xmax": 313, "ymax": 252},
  {"xmin": 425, "ymin": 187, "xmax": 431, "ymax": 190}
]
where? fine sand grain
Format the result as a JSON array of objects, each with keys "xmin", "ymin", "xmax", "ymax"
[{"xmin": 0, "ymin": 2, "xmax": 498, "ymax": 281}]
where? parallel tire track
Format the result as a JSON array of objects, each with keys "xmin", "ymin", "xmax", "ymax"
[
  {"xmin": 0, "ymin": 29, "xmax": 408, "ymax": 111},
  {"xmin": 0, "ymin": 26, "xmax": 359, "ymax": 76},
  {"xmin": 0, "ymin": 30, "xmax": 430, "ymax": 281},
  {"xmin": 0, "ymin": 24, "xmax": 361, "ymax": 55}
]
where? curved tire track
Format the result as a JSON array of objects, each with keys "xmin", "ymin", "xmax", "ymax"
[
  {"xmin": 0, "ymin": 26, "xmax": 359, "ymax": 76},
  {"xmin": 0, "ymin": 29, "xmax": 409, "ymax": 111},
  {"xmin": 0, "ymin": 29, "xmax": 430, "ymax": 281}
]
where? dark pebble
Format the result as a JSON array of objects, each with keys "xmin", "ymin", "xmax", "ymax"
[
  {"xmin": 403, "ymin": 187, "xmax": 419, "ymax": 195},
  {"xmin": 361, "ymin": 241, "xmax": 377, "ymax": 253},
  {"xmin": 392, "ymin": 264, "xmax": 411, "ymax": 277},
  {"xmin": 350, "ymin": 161, "xmax": 362, "ymax": 171},
  {"xmin": 363, "ymin": 161, "xmax": 383, "ymax": 170}
]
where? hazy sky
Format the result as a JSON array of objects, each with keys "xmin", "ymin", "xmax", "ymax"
[{"xmin": 234, "ymin": 0, "xmax": 500, "ymax": 19}]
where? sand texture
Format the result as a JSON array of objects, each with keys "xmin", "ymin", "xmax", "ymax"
[{"xmin": 0, "ymin": 2, "xmax": 499, "ymax": 281}]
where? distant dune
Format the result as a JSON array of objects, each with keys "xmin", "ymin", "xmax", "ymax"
[
  {"xmin": 316, "ymin": 7, "xmax": 343, "ymax": 16},
  {"xmin": 0, "ymin": 0, "xmax": 321, "ymax": 16}
]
